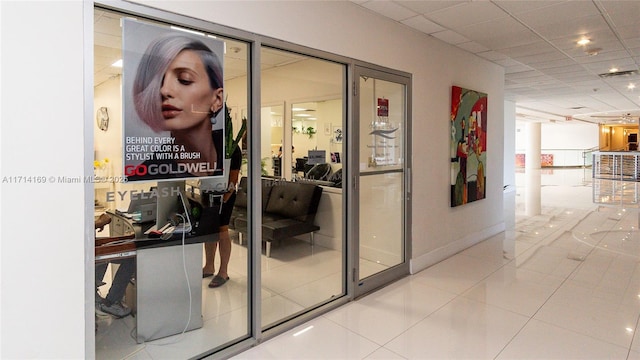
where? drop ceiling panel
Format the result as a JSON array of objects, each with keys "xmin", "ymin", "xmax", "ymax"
[
  {"xmin": 600, "ymin": 2, "xmax": 640, "ymax": 27},
  {"xmin": 360, "ymin": 0, "xmax": 418, "ymax": 21},
  {"xmin": 493, "ymin": 1, "xmax": 566, "ymax": 15},
  {"xmin": 496, "ymin": 41, "xmax": 558, "ymax": 58},
  {"xmin": 424, "ymin": 2, "xmax": 508, "ymax": 30},
  {"xmin": 529, "ymin": 58, "xmax": 578, "ymax": 70},
  {"xmin": 401, "ymin": 16, "xmax": 445, "ymax": 34},
  {"xmin": 457, "ymin": 41, "xmax": 490, "ymax": 54},
  {"xmin": 505, "ymin": 70, "xmax": 546, "ymax": 80},
  {"xmin": 504, "ymin": 63, "xmax": 535, "ymax": 74},
  {"xmin": 395, "ymin": 1, "xmax": 466, "ymax": 15},
  {"xmin": 616, "ymin": 25, "xmax": 640, "ymax": 40},
  {"xmin": 430, "ymin": 30, "xmax": 469, "ymax": 45},
  {"xmin": 530, "ymin": 15, "xmax": 610, "ymax": 40},
  {"xmin": 575, "ymin": 50, "xmax": 635, "ymax": 64},
  {"xmin": 513, "ymin": 1, "xmax": 601, "ymax": 29},
  {"xmin": 456, "ymin": 18, "xmax": 539, "ymax": 49},
  {"xmin": 511, "ymin": 51, "xmax": 569, "ymax": 66},
  {"xmin": 552, "ymin": 72, "xmax": 597, "ymax": 83},
  {"xmin": 542, "ymin": 65, "xmax": 585, "ymax": 75},
  {"xmin": 476, "ymin": 50, "xmax": 509, "ymax": 62},
  {"xmin": 581, "ymin": 58, "xmax": 637, "ymax": 72}
]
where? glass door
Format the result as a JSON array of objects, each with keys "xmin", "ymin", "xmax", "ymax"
[{"xmin": 353, "ymin": 66, "xmax": 411, "ymax": 297}]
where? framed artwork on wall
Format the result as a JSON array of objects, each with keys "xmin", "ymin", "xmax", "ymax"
[
  {"xmin": 332, "ymin": 126, "xmax": 343, "ymax": 143},
  {"xmin": 450, "ymin": 85, "xmax": 487, "ymax": 207}
]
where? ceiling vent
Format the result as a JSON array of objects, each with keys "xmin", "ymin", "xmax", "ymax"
[{"xmin": 599, "ymin": 70, "xmax": 638, "ymax": 78}]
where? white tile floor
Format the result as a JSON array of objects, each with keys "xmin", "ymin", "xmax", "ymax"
[{"xmin": 233, "ymin": 168, "xmax": 640, "ymax": 360}]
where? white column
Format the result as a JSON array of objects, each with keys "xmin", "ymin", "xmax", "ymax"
[
  {"xmin": 525, "ymin": 122, "xmax": 542, "ymax": 216},
  {"xmin": 525, "ymin": 122, "xmax": 541, "ymax": 170}
]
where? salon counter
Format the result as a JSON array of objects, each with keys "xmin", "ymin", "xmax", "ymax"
[{"xmin": 95, "ymin": 211, "xmax": 215, "ymax": 343}]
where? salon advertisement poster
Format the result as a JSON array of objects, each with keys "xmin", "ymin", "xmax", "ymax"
[{"xmin": 122, "ymin": 19, "xmax": 225, "ymax": 182}]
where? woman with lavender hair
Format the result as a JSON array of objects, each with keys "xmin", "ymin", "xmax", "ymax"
[{"xmin": 129, "ymin": 33, "xmax": 224, "ymax": 180}]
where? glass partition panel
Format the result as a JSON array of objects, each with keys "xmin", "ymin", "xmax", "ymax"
[
  {"xmin": 260, "ymin": 47, "xmax": 345, "ymax": 330},
  {"xmin": 261, "ymin": 104, "xmax": 284, "ymax": 177},
  {"xmin": 93, "ymin": 8, "xmax": 250, "ymax": 358}
]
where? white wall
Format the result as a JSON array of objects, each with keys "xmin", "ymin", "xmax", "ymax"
[
  {"xmin": 1, "ymin": 1, "xmax": 89, "ymax": 358},
  {"xmin": 1, "ymin": 1, "xmax": 505, "ymax": 357},
  {"xmin": 516, "ymin": 121, "xmax": 598, "ymax": 150},
  {"xmin": 541, "ymin": 122, "xmax": 598, "ymax": 149}
]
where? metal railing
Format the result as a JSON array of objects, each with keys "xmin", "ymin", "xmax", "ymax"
[{"xmin": 592, "ymin": 151, "xmax": 640, "ymax": 181}]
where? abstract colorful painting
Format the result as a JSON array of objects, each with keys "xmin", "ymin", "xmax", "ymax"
[{"xmin": 450, "ymin": 86, "xmax": 487, "ymax": 207}]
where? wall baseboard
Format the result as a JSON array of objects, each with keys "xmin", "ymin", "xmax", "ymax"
[{"xmin": 409, "ymin": 222, "xmax": 506, "ymax": 274}]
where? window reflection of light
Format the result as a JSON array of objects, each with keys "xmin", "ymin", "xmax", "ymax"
[{"xmin": 293, "ymin": 326, "xmax": 314, "ymax": 337}]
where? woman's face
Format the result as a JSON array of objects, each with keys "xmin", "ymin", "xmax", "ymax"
[{"xmin": 159, "ymin": 50, "xmax": 223, "ymax": 131}]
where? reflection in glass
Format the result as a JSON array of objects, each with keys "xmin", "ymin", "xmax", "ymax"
[
  {"xmin": 261, "ymin": 104, "xmax": 284, "ymax": 177},
  {"xmin": 260, "ymin": 47, "xmax": 345, "ymax": 330},
  {"xmin": 292, "ymin": 99, "xmax": 343, "ymax": 184},
  {"xmin": 93, "ymin": 8, "xmax": 250, "ymax": 358},
  {"xmin": 358, "ymin": 77, "xmax": 405, "ymax": 281}
]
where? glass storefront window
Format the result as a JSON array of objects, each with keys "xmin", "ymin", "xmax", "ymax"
[
  {"xmin": 260, "ymin": 47, "xmax": 346, "ymax": 330},
  {"xmin": 93, "ymin": 4, "xmax": 355, "ymax": 358},
  {"xmin": 93, "ymin": 8, "xmax": 250, "ymax": 358}
]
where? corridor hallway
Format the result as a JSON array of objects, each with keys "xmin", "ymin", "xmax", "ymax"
[{"xmin": 234, "ymin": 168, "xmax": 640, "ymax": 359}]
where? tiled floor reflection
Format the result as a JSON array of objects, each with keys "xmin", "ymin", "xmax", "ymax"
[
  {"xmin": 95, "ymin": 233, "xmax": 347, "ymax": 359},
  {"xmin": 235, "ymin": 168, "xmax": 640, "ymax": 359}
]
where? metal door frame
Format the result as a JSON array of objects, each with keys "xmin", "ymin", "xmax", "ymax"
[{"xmin": 350, "ymin": 65, "xmax": 412, "ymax": 298}]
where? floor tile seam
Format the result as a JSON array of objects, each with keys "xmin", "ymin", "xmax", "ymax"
[
  {"xmin": 572, "ymin": 233, "xmax": 640, "ymax": 262},
  {"xmin": 494, "ymin": 236, "xmax": 605, "ymax": 359},
  {"xmin": 448, "ymin": 253, "xmax": 514, "ymax": 296},
  {"xmin": 530, "ymin": 241, "xmax": 640, "ymax": 348},
  {"xmin": 492, "ymin": 311, "xmax": 631, "ymax": 359},
  {"xmin": 530, "ymin": 317, "xmax": 635, "ymax": 351},
  {"xmin": 319, "ymin": 312, "xmax": 390, "ymax": 349},
  {"xmin": 513, "ymin": 220, "xmax": 582, "ymax": 247},
  {"xmin": 556, "ymin": 279, "xmax": 640, "ymax": 304},
  {"xmin": 627, "ymin": 308, "xmax": 640, "ymax": 358},
  {"xmin": 376, "ymin": 346, "xmax": 408, "ymax": 360},
  {"xmin": 320, "ymin": 278, "xmax": 462, "ymax": 346},
  {"xmin": 373, "ymin": 288, "xmax": 465, "ymax": 350}
]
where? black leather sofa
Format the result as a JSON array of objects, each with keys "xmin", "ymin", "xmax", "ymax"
[{"xmin": 231, "ymin": 177, "xmax": 323, "ymax": 257}]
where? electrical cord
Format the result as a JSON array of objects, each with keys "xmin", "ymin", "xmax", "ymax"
[{"xmin": 140, "ymin": 213, "xmax": 193, "ymax": 346}]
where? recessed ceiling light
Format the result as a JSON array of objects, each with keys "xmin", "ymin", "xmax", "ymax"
[
  {"xmin": 610, "ymin": 67, "xmax": 619, "ymax": 73},
  {"xmin": 577, "ymin": 38, "xmax": 591, "ymax": 46},
  {"xmin": 111, "ymin": 59, "xmax": 122, "ymax": 68},
  {"xmin": 628, "ymin": 83, "xmax": 636, "ymax": 90}
]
